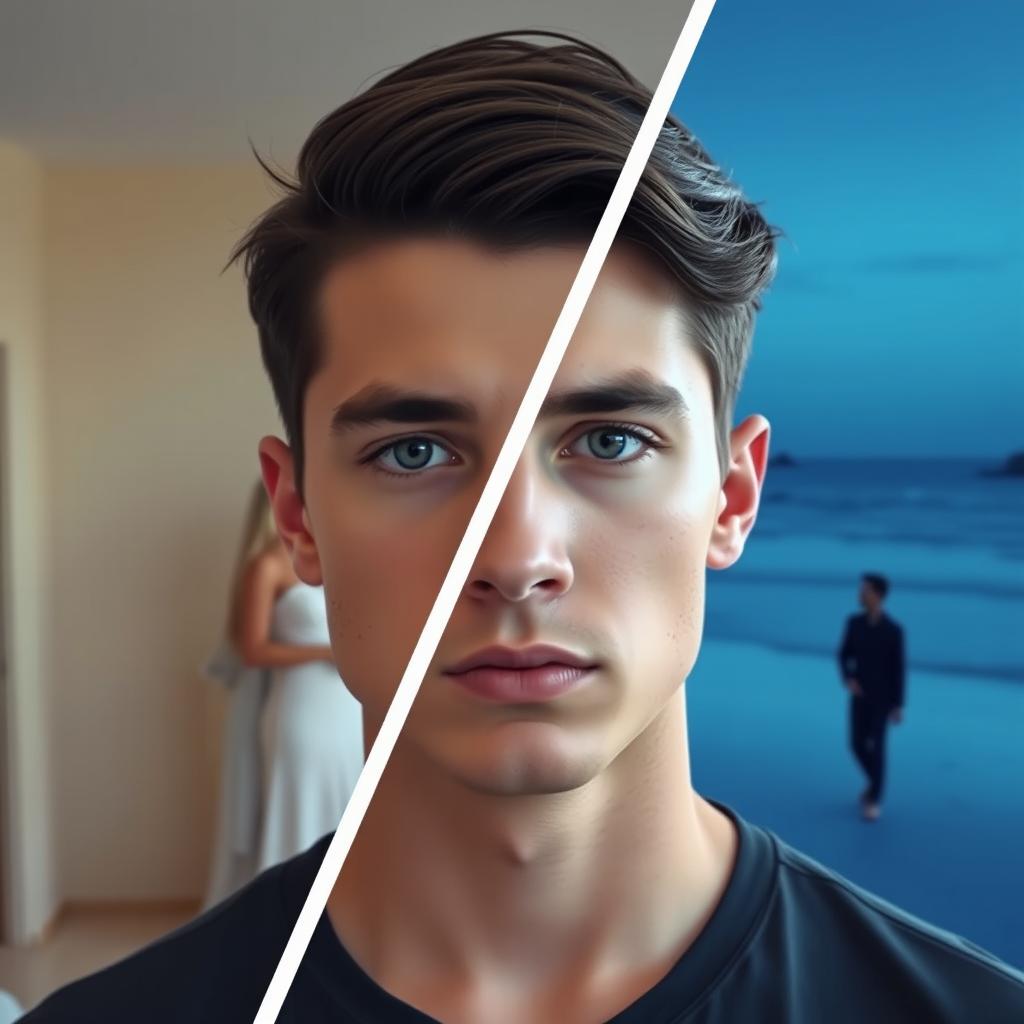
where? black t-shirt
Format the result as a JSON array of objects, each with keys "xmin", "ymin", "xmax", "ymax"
[{"xmin": 20, "ymin": 802, "xmax": 1024, "ymax": 1023}]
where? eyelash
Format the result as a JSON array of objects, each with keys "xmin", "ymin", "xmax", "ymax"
[
  {"xmin": 363, "ymin": 422, "xmax": 664, "ymax": 480},
  {"xmin": 559, "ymin": 422, "xmax": 663, "ymax": 466},
  {"xmin": 361, "ymin": 435, "xmax": 458, "ymax": 479}
]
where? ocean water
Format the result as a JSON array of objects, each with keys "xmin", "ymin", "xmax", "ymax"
[
  {"xmin": 692, "ymin": 457, "xmax": 1024, "ymax": 964},
  {"xmin": 706, "ymin": 458, "xmax": 1024, "ymax": 681}
]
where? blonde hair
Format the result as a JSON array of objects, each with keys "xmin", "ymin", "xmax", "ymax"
[{"xmin": 225, "ymin": 480, "xmax": 280, "ymax": 649}]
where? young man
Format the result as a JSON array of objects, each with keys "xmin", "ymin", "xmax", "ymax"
[
  {"xmin": 839, "ymin": 573, "xmax": 906, "ymax": 822},
  {"xmin": 23, "ymin": 30, "xmax": 1024, "ymax": 1024}
]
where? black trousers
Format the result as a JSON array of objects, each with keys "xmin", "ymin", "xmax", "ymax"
[{"xmin": 850, "ymin": 696, "xmax": 891, "ymax": 803}]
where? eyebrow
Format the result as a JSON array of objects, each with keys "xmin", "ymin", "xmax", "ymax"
[
  {"xmin": 329, "ymin": 369, "xmax": 688, "ymax": 434},
  {"xmin": 330, "ymin": 384, "xmax": 477, "ymax": 433},
  {"xmin": 541, "ymin": 370, "xmax": 690, "ymax": 420}
]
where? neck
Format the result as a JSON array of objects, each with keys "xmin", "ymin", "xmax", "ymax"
[{"xmin": 327, "ymin": 688, "xmax": 737, "ymax": 1021}]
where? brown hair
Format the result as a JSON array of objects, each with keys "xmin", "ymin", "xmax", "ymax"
[
  {"xmin": 229, "ymin": 30, "xmax": 778, "ymax": 500},
  {"xmin": 862, "ymin": 573, "xmax": 891, "ymax": 600}
]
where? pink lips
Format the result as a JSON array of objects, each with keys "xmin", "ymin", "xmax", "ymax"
[{"xmin": 443, "ymin": 644, "xmax": 598, "ymax": 703}]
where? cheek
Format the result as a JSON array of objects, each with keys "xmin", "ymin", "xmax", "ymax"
[
  {"xmin": 319, "ymin": 504, "xmax": 466, "ymax": 706},
  {"xmin": 575, "ymin": 489, "xmax": 712, "ymax": 683}
]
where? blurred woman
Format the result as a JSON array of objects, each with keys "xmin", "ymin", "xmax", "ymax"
[
  {"xmin": 203, "ymin": 481, "xmax": 364, "ymax": 906},
  {"xmin": 234, "ymin": 486, "xmax": 364, "ymax": 874}
]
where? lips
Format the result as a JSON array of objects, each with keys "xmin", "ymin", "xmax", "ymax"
[
  {"xmin": 443, "ymin": 644, "xmax": 598, "ymax": 703},
  {"xmin": 445, "ymin": 644, "xmax": 596, "ymax": 674}
]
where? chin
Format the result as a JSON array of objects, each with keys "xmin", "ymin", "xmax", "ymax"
[{"xmin": 440, "ymin": 720, "xmax": 611, "ymax": 796}]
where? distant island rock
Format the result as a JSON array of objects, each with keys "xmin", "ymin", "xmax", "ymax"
[
  {"xmin": 768, "ymin": 452, "xmax": 798, "ymax": 468},
  {"xmin": 980, "ymin": 451, "xmax": 1024, "ymax": 478}
]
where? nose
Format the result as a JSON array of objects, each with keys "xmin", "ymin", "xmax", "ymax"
[{"xmin": 466, "ymin": 458, "xmax": 573, "ymax": 606}]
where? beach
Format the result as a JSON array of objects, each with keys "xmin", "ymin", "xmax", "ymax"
[{"xmin": 689, "ymin": 636, "xmax": 1024, "ymax": 968}]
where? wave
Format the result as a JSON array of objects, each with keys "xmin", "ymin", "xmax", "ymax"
[
  {"xmin": 762, "ymin": 490, "xmax": 1003, "ymax": 512},
  {"xmin": 701, "ymin": 629, "xmax": 1024, "ymax": 683},
  {"xmin": 752, "ymin": 527, "xmax": 1023, "ymax": 556},
  {"xmin": 715, "ymin": 568, "xmax": 1024, "ymax": 601}
]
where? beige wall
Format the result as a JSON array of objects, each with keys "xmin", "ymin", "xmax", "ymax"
[
  {"xmin": 0, "ymin": 142, "xmax": 58, "ymax": 940},
  {"xmin": 41, "ymin": 163, "xmax": 281, "ymax": 902}
]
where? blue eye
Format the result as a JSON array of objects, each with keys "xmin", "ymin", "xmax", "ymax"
[
  {"xmin": 374, "ymin": 437, "xmax": 457, "ymax": 475},
  {"xmin": 568, "ymin": 426, "xmax": 651, "ymax": 462}
]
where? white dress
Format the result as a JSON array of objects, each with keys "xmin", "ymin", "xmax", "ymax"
[
  {"xmin": 256, "ymin": 582, "xmax": 365, "ymax": 870},
  {"xmin": 201, "ymin": 639, "xmax": 270, "ymax": 909}
]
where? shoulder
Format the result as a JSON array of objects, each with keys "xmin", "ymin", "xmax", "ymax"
[
  {"xmin": 18, "ymin": 887, "xmax": 279, "ymax": 1023},
  {"xmin": 766, "ymin": 834, "xmax": 1024, "ymax": 1020},
  {"xmin": 242, "ymin": 547, "xmax": 291, "ymax": 591},
  {"xmin": 881, "ymin": 615, "xmax": 904, "ymax": 638},
  {"xmin": 18, "ymin": 844, "xmax": 323, "ymax": 1024}
]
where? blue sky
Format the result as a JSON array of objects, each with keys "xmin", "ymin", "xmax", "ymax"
[{"xmin": 671, "ymin": 0, "xmax": 1023, "ymax": 457}]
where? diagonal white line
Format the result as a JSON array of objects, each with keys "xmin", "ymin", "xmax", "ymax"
[{"xmin": 253, "ymin": 3, "xmax": 717, "ymax": 1019}]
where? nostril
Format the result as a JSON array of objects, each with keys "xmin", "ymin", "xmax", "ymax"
[{"xmin": 465, "ymin": 567, "xmax": 573, "ymax": 603}]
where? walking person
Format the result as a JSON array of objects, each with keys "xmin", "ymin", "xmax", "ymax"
[{"xmin": 838, "ymin": 573, "xmax": 906, "ymax": 821}]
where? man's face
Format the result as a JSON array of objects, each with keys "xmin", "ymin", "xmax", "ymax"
[
  {"xmin": 265, "ymin": 237, "xmax": 765, "ymax": 795},
  {"xmin": 859, "ymin": 580, "xmax": 880, "ymax": 611}
]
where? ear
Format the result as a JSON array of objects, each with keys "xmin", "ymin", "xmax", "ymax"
[
  {"xmin": 706, "ymin": 414, "xmax": 771, "ymax": 571},
  {"xmin": 257, "ymin": 435, "xmax": 324, "ymax": 585}
]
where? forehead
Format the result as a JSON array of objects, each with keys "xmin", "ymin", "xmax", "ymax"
[{"xmin": 313, "ymin": 236, "xmax": 708, "ymax": 405}]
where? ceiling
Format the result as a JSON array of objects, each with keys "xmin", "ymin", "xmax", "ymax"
[{"xmin": 0, "ymin": 0, "xmax": 695, "ymax": 163}]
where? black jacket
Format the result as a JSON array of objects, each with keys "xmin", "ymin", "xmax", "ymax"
[{"xmin": 838, "ymin": 612, "xmax": 906, "ymax": 709}]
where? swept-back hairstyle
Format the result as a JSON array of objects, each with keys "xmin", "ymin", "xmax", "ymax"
[{"xmin": 229, "ymin": 30, "xmax": 778, "ymax": 501}]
